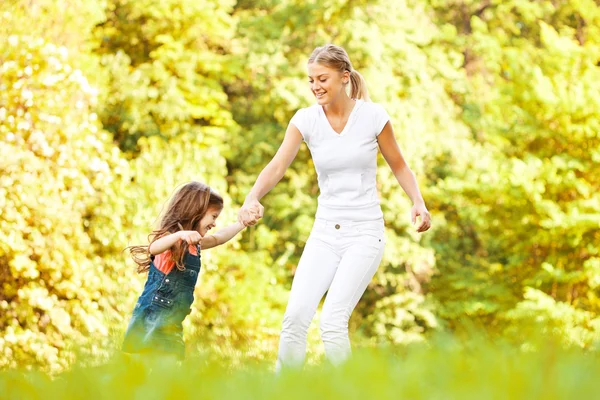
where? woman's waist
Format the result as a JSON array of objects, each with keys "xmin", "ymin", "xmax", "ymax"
[
  {"xmin": 315, "ymin": 203, "xmax": 383, "ymax": 222},
  {"xmin": 313, "ymin": 215, "xmax": 384, "ymax": 232}
]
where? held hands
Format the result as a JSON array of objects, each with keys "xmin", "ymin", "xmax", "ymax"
[
  {"xmin": 411, "ymin": 202, "xmax": 432, "ymax": 233},
  {"xmin": 179, "ymin": 230, "xmax": 202, "ymax": 245},
  {"xmin": 238, "ymin": 198, "xmax": 264, "ymax": 227}
]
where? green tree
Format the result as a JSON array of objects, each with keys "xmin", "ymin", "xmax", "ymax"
[
  {"xmin": 0, "ymin": 0, "xmax": 135, "ymax": 372},
  {"xmin": 426, "ymin": 0, "xmax": 600, "ymax": 344},
  {"xmin": 94, "ymin": 0, "xmax": 239, "ymax": 152}
]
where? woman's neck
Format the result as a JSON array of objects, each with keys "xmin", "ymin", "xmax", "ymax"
[{"xmin": 323, "ymin": 94, "xmax": 355, "ymax": 117}]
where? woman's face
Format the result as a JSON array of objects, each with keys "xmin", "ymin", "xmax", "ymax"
[
  {"xmin": 307, "ymin": 63, "xmax": 349, "ymax": 105},
  {"xmin": 198, "ymin": 206, "xmax": 222, "ymax": 236}
]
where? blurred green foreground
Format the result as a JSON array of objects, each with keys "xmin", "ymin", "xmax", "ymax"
[{"xmin": 2, "ymin": 335, "xmax": 600, "ymax": 400}]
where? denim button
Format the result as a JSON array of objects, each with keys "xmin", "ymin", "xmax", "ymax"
[{"xmin": 335, "ymin": 224, "xmax": 340, "ymax": 229}]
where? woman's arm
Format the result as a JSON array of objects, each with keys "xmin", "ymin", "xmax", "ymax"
[
  {"xmin": 377, "ymin": 121, "xmax": 431, "ymax": 232},
  {"xmin": 238, "ymin": 124, "xmax": 304, "ymax": 225},
  {"xmin": 200, "ymin": 221, "xmax": 246, "ymax": 250}
]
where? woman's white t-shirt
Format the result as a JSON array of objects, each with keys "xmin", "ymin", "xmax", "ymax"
[{"xmin": 290, "ymin": 99, "xmax": 390, "ymax": 222}]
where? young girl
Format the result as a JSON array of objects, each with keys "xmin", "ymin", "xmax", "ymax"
[{"xmin": 123, "ymin": 181, "xmax": 246, "ymax": 359}]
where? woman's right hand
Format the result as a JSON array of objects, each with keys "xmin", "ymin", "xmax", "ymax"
[
  {"xmin": 179, "ymin": 230, "xmax": 202, "ymax": 245},
  {"xmin": 238, "ymin": 198, "xmax": 264, "ymax": 226}
]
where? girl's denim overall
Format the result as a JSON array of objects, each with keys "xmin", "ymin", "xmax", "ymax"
[{"xmin": 122, "ymin": 246, "xmax": 201, "ymax": 359}]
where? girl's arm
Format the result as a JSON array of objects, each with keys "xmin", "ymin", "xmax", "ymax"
[
  {"xmin": 238, "ymin": 124, "xmax": 304, "ymax": 225},
  {"xmin": 200, "ymin": 221, "xmax": 246, "ymax": 250},
  {"xmin": 148, "ymin": 231, "xmax": 201, "ymax": 255},
  {"xmin": 377, "ymin": 120, "xmax": 432, "ymax": 233}
]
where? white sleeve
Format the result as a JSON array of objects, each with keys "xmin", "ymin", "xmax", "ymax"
[
  {"xmin": 290, "ymin": 108, "xmax": 310, "ymax": 143},
  {"xmin": 373, "ymin": 103, "xmax": 390, "ymax": 136}
]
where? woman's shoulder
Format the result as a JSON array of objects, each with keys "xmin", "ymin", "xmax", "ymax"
[
  {"xmin": 358, "ymin": 100, "xmax": 387, "ymax": 114},
  {"xmin": 294, "ymin": 103, "xmax": 320, "ymax": 118},
  {"xmin": 358, "ymin": 101, "xmax": 390, "ymax": 135},
  {"xmin": 290, "ymin": 104, "xmax": 320, "ymax": 135}
]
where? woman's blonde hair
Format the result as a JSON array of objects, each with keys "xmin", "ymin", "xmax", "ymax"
[{"xmin": 308, "ymin": 44, "xmax": 370, "ymax": 101}]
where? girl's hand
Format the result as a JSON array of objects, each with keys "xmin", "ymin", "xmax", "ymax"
[
  {"xmin": 238, "ymin": 199, "xmax": 264, "ymax": 227},
  {"xmin": 411, "ymin": 203, "xmax": 431, "ymax": 233},
  {"xmin": 179, "ymin": 230, "xmax": 202, "ymax": 245}
]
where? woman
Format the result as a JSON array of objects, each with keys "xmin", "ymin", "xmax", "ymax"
[{"xmin": 238, "ymin": 44, "xmax": 431, "ymax": 370}]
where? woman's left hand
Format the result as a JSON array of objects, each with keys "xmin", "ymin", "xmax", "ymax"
[{"xmin": 411, "ymin": 203, "xmax": 431, "ymax": 233}]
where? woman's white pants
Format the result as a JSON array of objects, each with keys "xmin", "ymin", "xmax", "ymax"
[{"xmin": 276, "ymin": 218, "xmax": 386, "ymax": 371}]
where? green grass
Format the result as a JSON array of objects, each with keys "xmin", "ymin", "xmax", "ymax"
[{"xmin": 1, "ymin": 335, "xmax": 599, "ymax": 399}]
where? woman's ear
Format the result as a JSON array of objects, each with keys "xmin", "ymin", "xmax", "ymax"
[{"xmin": 343, "ymin": 71, "xmax": 350, "ymax": 84}]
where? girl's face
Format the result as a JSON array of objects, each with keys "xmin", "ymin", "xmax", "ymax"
[
  {"xmin": 308, "ymin": 63, "xmax": 349, "ymax": 105},
  {"xmin": 198, "ymin": 206, "xmax": 222, "ymax": 236}
]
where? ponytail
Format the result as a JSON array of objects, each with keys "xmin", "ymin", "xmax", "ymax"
[{"xmin": 349, "ymin": 69, "xmax": 370, "ymax": 102}]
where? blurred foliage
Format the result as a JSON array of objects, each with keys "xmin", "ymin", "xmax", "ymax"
[
  {"xmin": 3, "ymin": 336, "xmax": 600, "ymax": 399},
  {"xmin": 425, "ymin": 0, "xmax": 600, "ymax": 344},
  {"xmin": 0, "ymin": 0, "xmax": 599, "ymax": 373}
]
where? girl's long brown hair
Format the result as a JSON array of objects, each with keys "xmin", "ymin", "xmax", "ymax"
[{"xmin": 128, "ymin": 182, "xmax": 224, "ymax": 273}]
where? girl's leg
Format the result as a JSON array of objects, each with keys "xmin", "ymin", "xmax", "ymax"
[
  {"xmin": 276, "ymin": 235, "xmax": 340, "ymax": 372},
  {"xmin": 319, "ymin": 234, "xmax": 385, "ymax": 365}
]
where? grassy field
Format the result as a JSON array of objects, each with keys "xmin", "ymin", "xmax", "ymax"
[{"xmin": 1, "ymin": 334, "xmax": 599, "ymax": 400}]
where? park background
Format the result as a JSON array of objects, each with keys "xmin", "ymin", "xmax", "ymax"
[{"xmin": 1, "ymin": 0, "xmax": 599, "ymax": 388}]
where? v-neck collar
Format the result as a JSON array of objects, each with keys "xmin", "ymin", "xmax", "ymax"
[{"xmin": 319, "ymin": 99, "xmax": 363, "ymax": 137}]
